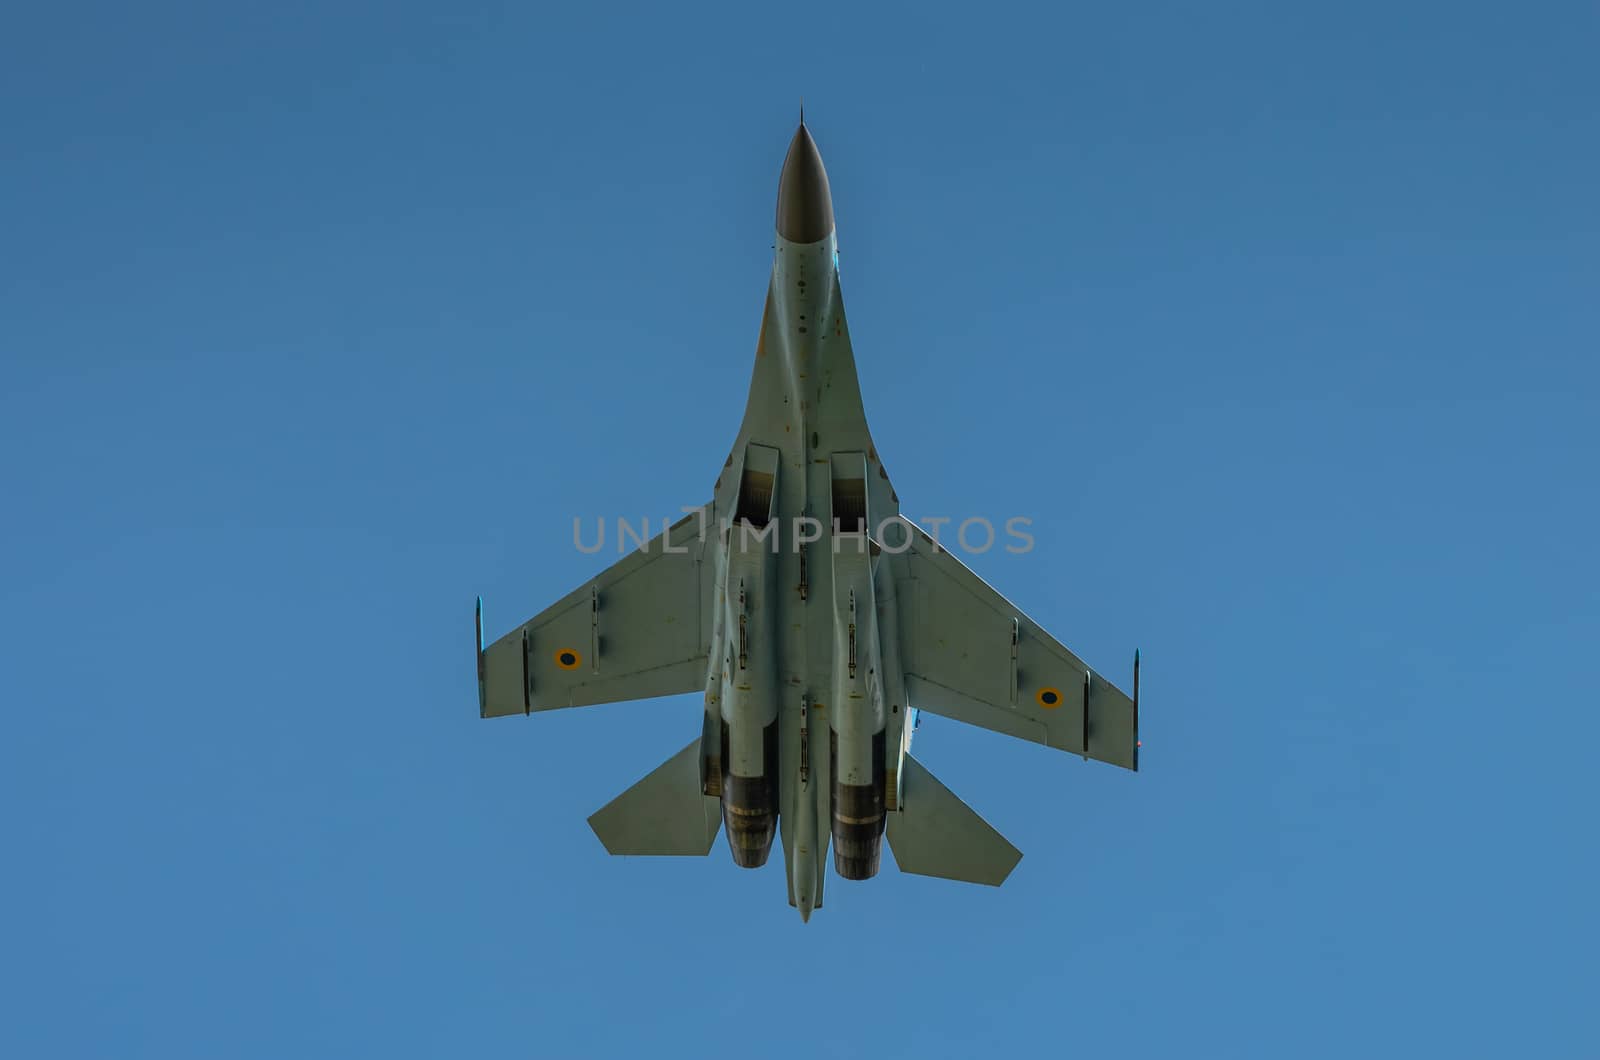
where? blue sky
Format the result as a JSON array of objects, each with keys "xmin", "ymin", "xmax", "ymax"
[{"xmin": 3, "ymin": 1, "xmax": 1596, "ymax": 1056}]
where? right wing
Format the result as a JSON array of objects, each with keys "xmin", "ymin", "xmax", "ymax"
[
  {"xmin": 883, "ymin": 517, "xmax": 1139, "ymax": 770},
  {"xmin": 478, "ymin": 507, "xmax": 712, "ymax": 717}
]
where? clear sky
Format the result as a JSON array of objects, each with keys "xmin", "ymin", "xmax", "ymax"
[{"xmin": 3, "ymin": 2, "xmax": 1596, "ymax": 1056}]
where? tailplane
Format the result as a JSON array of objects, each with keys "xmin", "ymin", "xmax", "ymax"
[
  {"xmin": 885, "ymin": 752, "xmax": 1021, "ymax": 886},
  {"xmin": 588, "ymin": 740, "xmax": 723, "ymax": 856}
]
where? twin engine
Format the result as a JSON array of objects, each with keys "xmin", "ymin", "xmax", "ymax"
[
  {"xmin": 830, "ymin": 730, "xmax": 886, "ymax": 879},
  {"xmin": 718, "ymin": 718, "xmax": 778, "ymax": 868}
]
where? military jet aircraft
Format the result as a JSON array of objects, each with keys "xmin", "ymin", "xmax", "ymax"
[{"xmin": 475, "ymin": 119, "xmax": 1139, "ymax": 921}]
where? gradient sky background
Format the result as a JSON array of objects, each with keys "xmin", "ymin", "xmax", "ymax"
[{"xmin": 3, "ymin": 2, "xmax": 1596, "ymax": 1056}]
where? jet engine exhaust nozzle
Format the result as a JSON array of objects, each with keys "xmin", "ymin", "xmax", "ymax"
[
  {"xmin": 830, "ymin": 730, "xmax": 887, "ymax": 880},
  {"xmin": 720, "ymin": 719, "xmax": 779, "ymax": 868}
]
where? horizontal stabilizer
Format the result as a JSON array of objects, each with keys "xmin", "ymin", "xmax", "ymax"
[
  {"xmin": 885, "ymin": 753, "xmax": 1021, "ymax": 886},
  {"xmin": 588, "ymin": 740, "xmax": 722, "ymax": 856}
]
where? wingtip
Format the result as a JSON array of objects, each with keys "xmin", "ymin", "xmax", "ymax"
[
  {"xmin": 1132, "ymin": 648, "xmax": 1141, "ymax": 772},
  {"xmin": 475, "ymin": 597, "xmax": 487, "ymax": 716}
]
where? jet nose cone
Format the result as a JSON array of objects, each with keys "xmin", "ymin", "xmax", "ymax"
[{"xmin": 776, "ymin": 122, "xmax": 834, "ymax": 243}]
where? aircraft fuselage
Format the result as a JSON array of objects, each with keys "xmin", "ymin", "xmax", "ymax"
[{"xmin": 701, "ymin": 125, "xmax": 910, "ymax": 919}]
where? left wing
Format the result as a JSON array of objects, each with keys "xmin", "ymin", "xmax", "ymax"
[
  {"xmin": 478, "ymin": 507, "xmax": 712, "ymax": 717},
  {"xmin": 880, "ymin": 517, "xmax": 1139, "ymax": 770}
]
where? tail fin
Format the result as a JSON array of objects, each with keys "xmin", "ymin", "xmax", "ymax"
[
  {"xmin": 588, "ymin": 740, "xmax": 723, "ymax": 856},
  {"xmin": 885, "ymin": 752, "xmax": 1021, "ymax": 885}
]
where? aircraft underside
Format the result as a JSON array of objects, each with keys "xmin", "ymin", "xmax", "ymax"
[{"xmin": 474, "ymin": 120, "xmax": 1139, "ymax": 921}]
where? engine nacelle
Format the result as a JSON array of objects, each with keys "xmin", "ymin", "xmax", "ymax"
[
  {"xmin": 831, "ymin": 729, "xmax": 886, "ymax": 879},
  {"xmin": 721, "ymin": 718, "xmax": 778, "ymax": 867}
]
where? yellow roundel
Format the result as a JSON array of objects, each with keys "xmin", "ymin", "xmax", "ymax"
[
  {"xmin": 1036, "ymin": 686, "xmax": 1064, "ymax": 709},
  {"xmin": 554, "ymin": 648, "xmax": 582, "ymax": 671}
]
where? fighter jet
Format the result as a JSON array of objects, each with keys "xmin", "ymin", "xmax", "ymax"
[{"xmin": 475, "ymin": 119, "xmax": 1139, "ymax": 921}]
